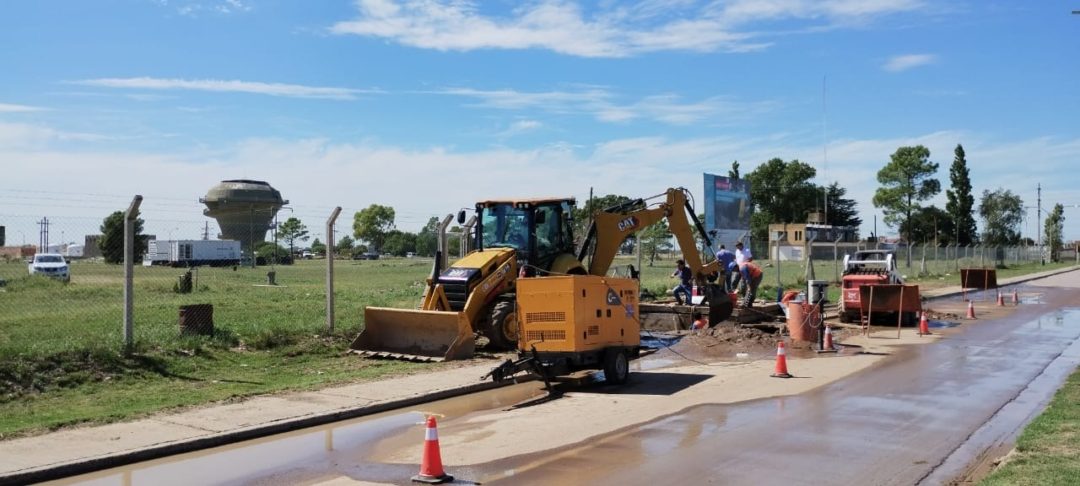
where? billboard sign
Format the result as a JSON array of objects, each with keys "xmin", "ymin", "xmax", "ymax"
[{"xmin": 703, "ymin": 173, "xmax": 752, "ymax": 249}]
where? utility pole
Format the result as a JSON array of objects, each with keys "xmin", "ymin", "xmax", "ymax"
[
  {"xmin": 37, "ymin": 217, "xmax": 50, "ymax": 251},
  {"xmin": 203, "ymin": 222, "xmax": 210, "ymax": 240},
  {"xmin": 1038, "ymin": 183, "xmax": 1043, "ymax": 264}
]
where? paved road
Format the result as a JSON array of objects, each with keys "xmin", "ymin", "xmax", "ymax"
[
  {"xmin": 483, "ymin": 272, "xmax": 1080, "ymax": 485},
  {"xmin": 48, "ymin": 271, "xmax": 1080, "ymax": 486}
]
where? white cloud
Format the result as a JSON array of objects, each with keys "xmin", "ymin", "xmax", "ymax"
[
  {"xmin": 3, "ymin": 122, "xmax": 1079, "ymax": 240},
  {"xmin": 331, "ymin": 0, "xmax": 926, "ymax": 57},
  {"xmin": 0, "ymin": 121, "xmax": 111, "ymax": 148},
  {"xmin": 497, "ymin": 119, "xmax": 543, "ymax": 137},
  {"xmin": 74, "ymin": 77, "xmax": 374, "ymax": 100},
  {"xmin": 883, "ymin": 53, "xmax": 937, "ymax": 72},
  {"xmin": 437, "ymin": 87, "xmax": 775, "ymax": 125},
  {"xmin": 0, "ymin": 103, "xmax": 46, "ymax": 113}
]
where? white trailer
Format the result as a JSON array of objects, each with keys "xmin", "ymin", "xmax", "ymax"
[{"xmin": 143, "ymin": 240, "xmax": 242, "ymax": 267}]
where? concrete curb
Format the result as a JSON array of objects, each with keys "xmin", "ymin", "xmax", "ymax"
[{"xmin": 0, "ymin": 375, "xmax": 533, "ymax": 486}]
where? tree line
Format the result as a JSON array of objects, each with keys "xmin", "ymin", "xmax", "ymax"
[{"xmin": 92, "ymin": 146, "xmax": 1068, "ymax": 264}]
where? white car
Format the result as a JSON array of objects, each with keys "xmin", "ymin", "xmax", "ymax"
[{"xmin": 28, "ymin": 253, "xmax": 70, "ymax": 282}]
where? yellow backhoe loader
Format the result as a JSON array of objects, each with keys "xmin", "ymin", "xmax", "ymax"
[
  {"xmin": 350, "ymin": 188, "xmax": 733, "ymax": 363},
  {"xmin": 351, "ymin": 198, "xmax": 586, "ymax": 361}
]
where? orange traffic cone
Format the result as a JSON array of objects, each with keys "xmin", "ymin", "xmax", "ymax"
[
  {"xmin": 771, "ymin": 341, "xmax": 793, "ymax": 378},
  {"xmin": 816, "ymin": 326, "xmax": 837, "ymax": 353},
  {"xmin": 412, "ymin": 416, "xmax": 453, "ymax": 484},
  {"xmin": 918, "ymin": 312, "xmax": 931, "ymax": 336},
  {"xmin": 996, "ymin": 291, "xmax": 1005, "ymax": 306},
  {"xmin": 966, "ymin": 300, "xmax": 976, "ymax": 320},
  {"xmin": 1013, "ymin": 289, "xmax": 1020, "ymax": 305}
]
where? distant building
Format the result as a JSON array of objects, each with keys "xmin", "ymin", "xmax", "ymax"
[{"xmin": 768, "ymin": 213, "xmax": 859, "ymax": 261}]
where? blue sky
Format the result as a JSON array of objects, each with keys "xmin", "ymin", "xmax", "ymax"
[{"xmin": 1, "ymin": 0, "xmax": 1078, "ymax": 246}]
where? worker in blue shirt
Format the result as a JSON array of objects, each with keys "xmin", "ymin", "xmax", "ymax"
[
  {"xmin": 715, "ymin": 245, "xmax": 737, "ymax": 291},
  {"xmin": 671, "ymin": 259, "xmax": 693, "ymax": 305}
]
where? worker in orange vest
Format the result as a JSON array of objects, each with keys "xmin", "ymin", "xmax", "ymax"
[{"xmin": 738, "ymin": 261, "xmax": 764, "ymax": 308}]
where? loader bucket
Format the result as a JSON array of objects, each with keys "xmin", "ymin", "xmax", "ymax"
[{"xmin": 350, "ymin": 307, "xmax": 476, "ymax": 362}]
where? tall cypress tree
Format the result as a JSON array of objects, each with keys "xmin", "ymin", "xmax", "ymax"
[
  {"xmin": 945, "ymin": 144, "xmax": 977, "ymax": 244},
  {"xmin": 824, "ymin": 182, "xmax": 862, "ymax": 229},
  {"xmin": 728, "ymin": 160, "xmax": 740, "ymax": 180}
]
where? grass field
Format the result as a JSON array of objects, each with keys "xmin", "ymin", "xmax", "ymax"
[
  {"xmin": 981, "ymin": 367, "xmax": 1080, "ymax": 485},
  {"xmin": 0, "ymin": 254, "xmax": 1072, "ymax": 438}
]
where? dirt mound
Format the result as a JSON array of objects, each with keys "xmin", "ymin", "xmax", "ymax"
[{"xmin": 663, "ymin": 325, "xmax": 782, "ymax": 361}]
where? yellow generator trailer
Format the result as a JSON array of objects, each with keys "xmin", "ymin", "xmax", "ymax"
[{"xmin": 485, "ymin": 275, "xmax": 642, "ymax": 386}]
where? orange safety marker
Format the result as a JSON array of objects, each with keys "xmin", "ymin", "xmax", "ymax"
[
  {"xmin": 966, "ymin": 300, "xmax": 977, "ymax": 320},
  {"xmin": 996, "ymin": 291, "xmax": 1005, "ymax": 306},
  {"xmin": 816, "ymin": 325, "xmax": 837, "ymax": 353},
  {"xmin": 1013, "ymin": 289, "xmax": 1020, "ymax": 305},
  {"xmin": 771, "ymin": 341, "xmax": 793, "ymax": 378},
  {"xmin": 412, "ymin": 416, "xmax": 453, "ymax": 484},
  {"xmin": 918, "ymin": 311, "xmax": 932, "ymax": 336}
]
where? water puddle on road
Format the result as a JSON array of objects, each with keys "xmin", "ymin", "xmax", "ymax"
[{"xmin": 46, "ymin": 382, "xmax": 549, "ymax": 486}]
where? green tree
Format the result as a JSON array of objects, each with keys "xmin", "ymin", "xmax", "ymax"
[
  {"xmin": 573, "ymin": 194, "xmax": 633, "ymax": 240},
  {"xmin": 277, "ymin": 217, "xmax": 309, "ymax": 256},
  {"xmin": 352, "ymin": 204, "xmax": 395, "ymax": 252},
  {"xmin": 978, "ymin": 188, "xmax": 1024, "ymax": 247},
  {"xmin": 255, "ymin": 241, "xmax": 287, "ymax": 263},
  {"xmin": 98, "ymin": 210, "xmax": 147, "ymax": 264},
  {"xmin": 382, "ymin": 230, "xmax": 417, "ymax": 256},
  {"xmin": 1044, "ymin": 203, "xmax": 1065, "ymax": 262},
  {"xmin": 639, "ymin": 220, "xmax": 672, "ymax": 266},
  {"xmin": 310, "ymin": 238, "xmax": 326, "ymax": 255},
  {"xmin": 416, "ymin": 216, "xmax": 441, "ymax": 257},
  {"xmin": 899, "ymin": 206, "xmax": 955, "ymax": 244},
  {"xmin": 745, "ymin": 158, "xmax": 819, "ymax": 242},
  {"xmin": 728, "ymin": 160, "xmax": 740, "ymax": 180},
  {"xmin": 335, "ymin": 235, "xmax": 355, "ymax": 255},
  {"xmin": 945, "ymin": 144, "xmax": 977, "ymax": 245},
  {"xmin": 872, "ymin": 145, "xmax": 941, "ymax": 243},
  {"xmin": 824, "ymin": 182, "xmax": 862, "ymax": 229}
]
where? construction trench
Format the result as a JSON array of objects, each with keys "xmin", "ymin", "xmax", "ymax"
[{"xmin": 41, "ymin": 270, "xmax": 1080, "ymax": 486}]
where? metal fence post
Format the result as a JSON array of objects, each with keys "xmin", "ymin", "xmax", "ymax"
[
  {"xmin": 326, "ymin": 207, "xmax": 342, "ymax": 333},
  {"xmin": 436, "ymin": 214, "xmax": 453, "ymax": 269},
  {"xmin": 919, "ymin": 242, "xmax": 927, "ymax": 276},
  {"xmin": 123, "ymin": 195, "xmax": 143, "ymax": 355},
  {"xmin": 460, "ymin": 215, "xmax": 476, "ymax": 257}
]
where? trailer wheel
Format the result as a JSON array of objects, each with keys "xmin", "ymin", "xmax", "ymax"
[
  {"xmin": 603, "ymin": 349, "xmax": 629, "ymax": 385},
  {"xmin": 485, "ymin": 300, "xmax": 519, "ymax": 351}
]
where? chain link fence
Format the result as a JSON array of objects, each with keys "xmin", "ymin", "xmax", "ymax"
[{"xmin": 1, "ymin": 200, "xmax": 455, "ymax": 362}]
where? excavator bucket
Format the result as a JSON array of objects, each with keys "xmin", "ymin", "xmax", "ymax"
[
  {"xmin": 704, "ymin": 285, "xmax": 735, "ymax": 324},
  {"xmin": 350, "ymin": 307, "xmax": 476, "ymax": 362}
]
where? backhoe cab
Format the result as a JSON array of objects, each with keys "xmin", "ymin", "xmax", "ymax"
[{"xmin": 350, "ymin": 198, "xmax": 584, "ymax": 361}]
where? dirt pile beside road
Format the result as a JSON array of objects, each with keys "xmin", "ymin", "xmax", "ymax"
[{"xmin": 666, "ymin": 325, "xmax": 781, "ymax": 361}]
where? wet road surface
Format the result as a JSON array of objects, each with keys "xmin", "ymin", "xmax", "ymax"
[
  {"xmin": 48, "ymin": 276, "xmax": 1080, "ymax": 486},
  {"xmin": 483, "ymin": 284, "xmax": 1080, "ymax": 485}
]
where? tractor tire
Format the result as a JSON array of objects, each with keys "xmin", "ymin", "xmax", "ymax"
[
  {"xmin": 485, "ymin": 299, "xmax": 519, "ymax": 351},
  {"xmin": 603, "ymin": 348, "xmax": 630, "ymax": 385}
]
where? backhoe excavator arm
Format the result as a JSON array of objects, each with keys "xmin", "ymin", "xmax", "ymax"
[
  {"xmin": 578, "ymin": 187, "xmax": 733, "ymax": 324},
  {"xmin": 581, "ymin": 188, "xmax": 722, "ymax": 285}
]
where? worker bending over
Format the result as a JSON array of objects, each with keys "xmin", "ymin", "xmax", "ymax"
[{"xmin": 738, "ymin": 260, "xmax": 764, "ymax": 308}]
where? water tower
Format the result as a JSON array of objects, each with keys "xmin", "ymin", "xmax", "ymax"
[{"xmin": 201, "ymin": 180, "xmax": 288, "ymax": 254}]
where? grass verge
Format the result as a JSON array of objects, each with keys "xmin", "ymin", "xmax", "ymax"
[
  {"xmin": 0, "ymin": 256, "xmax": 1072, "ymax": 439},
  {"xmin": 980, "ymin": 367, "xmax": 1080, "ymax": 485}
]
